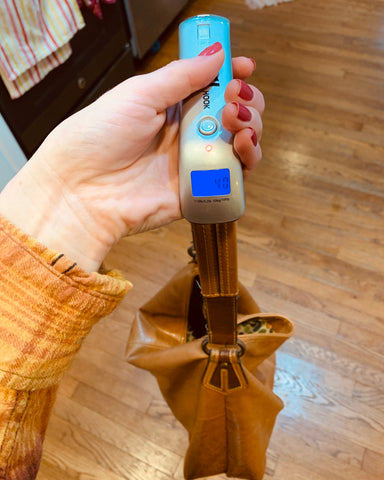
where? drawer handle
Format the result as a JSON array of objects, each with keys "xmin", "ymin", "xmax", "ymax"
[{"xmin": 77, "ymin": 77, "xmax": 87, "ymax": 89}]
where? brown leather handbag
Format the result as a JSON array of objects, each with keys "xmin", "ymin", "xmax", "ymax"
[{"xmin": 126, "ymin": 222, "xmax": 294, "ymax": 480}]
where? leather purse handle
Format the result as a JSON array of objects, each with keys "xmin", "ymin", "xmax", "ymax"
[{"xmin": 191, "ymin": 222, "xmax": 239, "ymax": 346}]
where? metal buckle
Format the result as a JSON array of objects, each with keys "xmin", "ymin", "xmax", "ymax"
[
  {"xmin": 201, "ymin": 337, "xmax": 246, "ymax": 357},
  {"xmin": 187, "ymin": 242, "xmax": 197, "ymax": 262}
]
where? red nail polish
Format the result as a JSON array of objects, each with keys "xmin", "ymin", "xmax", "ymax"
[
  {"xmin": 238, "ymin": 80, "xmax": 254, "ymax": 101},
  {"xmin": 249, "ymin": 58, "xmax": 256, "ymax": 70},
  {"xmin": 233, "ymin": 102, "xmax": 252, "ymax": 122},
  {"xmin": 249, "ymin": 128, "xmax": 258, "ymax": 146},
  {"xmin": 198, "ymin": 42, "xmax": 222, "ymax": 56}
]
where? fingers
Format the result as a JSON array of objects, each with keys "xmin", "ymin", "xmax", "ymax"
[
  {"xmin": 232, "ymin": 56, "xmax": 256, "ymax": 80},
  {"xmin": 225, "ymin": 78, "xmax": 265, "ymax": 114},
  {"xmin": 107, "ymin": 51, "xmax": 256, "ymax": 117},
  {"xmin": 222, "ymin": 101, "xmax": 263, "ymax": 138},
  {"xmin": 113, "ymin": 47, "xmax": 225, "ymax": 112},
  {"xmin": 234, "ymin": 128, "xmax": 262, "ymax": 177},
  {"xmin": 222, "ymin": 86, "xmax": 263, "ymax": 144},
  {"xmin": 222, "ymin": 75, "xmax": 264, "ymax": 176}
]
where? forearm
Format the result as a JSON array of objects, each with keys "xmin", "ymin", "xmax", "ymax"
[
  {"xmin": 0, "ymin": 384, "xmax": 58, "ymax": 479},
  {"xmin": 0, "ymin": 215, "xmax": 131, "ymax": 478}
]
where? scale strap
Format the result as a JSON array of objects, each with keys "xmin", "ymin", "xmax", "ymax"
[{"xmin": 191, "ymin": 222, "xmax": 239, "ymax": 345}]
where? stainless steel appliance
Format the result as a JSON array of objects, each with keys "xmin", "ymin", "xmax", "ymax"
[{"xmin": 124, "ymin": 0, "xmax": 189, "ymax": 58}]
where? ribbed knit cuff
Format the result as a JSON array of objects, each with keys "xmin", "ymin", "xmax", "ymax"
[{"xmin": 0, "ymin": 215, "xmax": 131, "ymax": 390}]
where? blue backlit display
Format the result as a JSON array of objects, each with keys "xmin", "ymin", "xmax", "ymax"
[{"xmin": 191, "ymin": 169, "xmax": 231, "ymax": 197}]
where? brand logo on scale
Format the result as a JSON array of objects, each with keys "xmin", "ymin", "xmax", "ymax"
[{"xmin": 202, "ymin": 75, "xmax": 220, "ymax": 109}]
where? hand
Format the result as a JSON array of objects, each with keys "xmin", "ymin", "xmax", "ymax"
[{"xmin": 0, "ymin": 45, "xmax": 264, "ymax": 272}]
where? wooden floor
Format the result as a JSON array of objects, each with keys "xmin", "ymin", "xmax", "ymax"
[{"xmin": 36, "ymin": 0, "xmax": 384, "ymax": 478}]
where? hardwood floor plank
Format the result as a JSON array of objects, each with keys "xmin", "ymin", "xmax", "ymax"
[
  {"xmin": 272, "ymin": 414, "xmax": 365, "ymax": 468},
  {"xmin": 41, "ymin": 415, "xmax": 173, "ymax": 480},
  {"xmin": 353, "ymin": 382, "xmax": 384, "ymax": 412},
  {"xmin": 65, "ymin": 356, "xmax": 154, "ymax": 414},
  {"xmin": 52, "ymin": 394, "xmax": 181, "ymax": 476},
  {"xmin": 72, "ymin": 344, "xmax": 162, "ymax": 399},
  {"xmin": 71, "ymin": 382, "xmax": 188, "ymax": 456},
  {"xmin": 274, "ymin": 356, "xmax": 384, "ymax": 455},
  {"xmin": 36, "ymin": 435, "xmax": 130, "ymax": 480},
  {"xmin": 281, "ymin": 335, "xmax": 384, "ymax": 392},
  {"xmin": 273, "ymin": 455, "xmax": 383, "ymax": 480},
  {"xmin": 362, "ymin": 448, "xmax": 384, "ymax": 477}
]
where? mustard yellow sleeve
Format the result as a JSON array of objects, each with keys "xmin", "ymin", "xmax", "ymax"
[{"xmin": 0, "ymin": 215, "xmax": 131, "ymax": 479}]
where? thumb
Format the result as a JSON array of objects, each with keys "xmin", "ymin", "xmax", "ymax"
[{"xmin": 123, "ymin": 46, "xmax": 225, "ymax": 111}]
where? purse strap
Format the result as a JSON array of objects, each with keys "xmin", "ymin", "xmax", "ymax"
[{"xmin": 191, "ymin": 222, "xmax": 239, "ymax": 346}]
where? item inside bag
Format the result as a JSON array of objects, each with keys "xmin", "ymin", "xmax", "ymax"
[{"xmin": 186, "ymin": 275, "xmax": 274, "ymax": 342}]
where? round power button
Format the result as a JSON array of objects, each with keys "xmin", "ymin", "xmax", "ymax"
[{"xmin": 198, "ymin": 117, "xmax": 218, "ymax": 136}]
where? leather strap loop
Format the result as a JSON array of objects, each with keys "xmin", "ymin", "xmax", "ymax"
[{"xmin": 191, "ymin": 222, "xmax": 239, "ymax": 346}]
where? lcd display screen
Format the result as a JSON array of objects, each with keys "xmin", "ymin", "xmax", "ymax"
[{"xmin": 191, "ymin": 168, "xmax": 231, "ymax": 197}]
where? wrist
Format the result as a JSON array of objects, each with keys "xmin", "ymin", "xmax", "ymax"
[{"xmin": 0, "ymin": 159, "xmax": 112, "ymax": 273}]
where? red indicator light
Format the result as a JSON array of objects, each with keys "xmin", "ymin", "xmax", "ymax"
[{"xmin": 205, "ymin": 145, "xmax": 213, "ymax": 152}]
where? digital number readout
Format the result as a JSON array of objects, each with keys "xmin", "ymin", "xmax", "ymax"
[{"xmin": 191, "ymin": 169, "xmax": 231, "ymax": 197}]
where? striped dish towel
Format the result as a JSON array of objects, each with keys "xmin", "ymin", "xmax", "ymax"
[{"xmin": 0, "ymin": 0, "xmax": 85, "ymax": 99}]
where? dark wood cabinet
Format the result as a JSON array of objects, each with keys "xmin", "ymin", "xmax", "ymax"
[{"xmin": 0, "ymin": 1, "xmax": 135, "ymax": 158}]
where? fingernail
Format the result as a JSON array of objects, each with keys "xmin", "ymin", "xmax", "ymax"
[
  {"xmin": 249, "ymin": 127, "xmax": 258, "ymax": 146},
  {"xmin": 237, "ymin": 79, "xmax": 254, "ymax": 101},
  {"xmin": 198, "ymin": 42, "xmax": 222, "ymax": 56},
  {"xmin": 233, "ymin": 102, "xmax": 252, "ymax": 122},
  {"xmin": 249, "ymin": 58, "xmax": 256, "ymax": 70}
]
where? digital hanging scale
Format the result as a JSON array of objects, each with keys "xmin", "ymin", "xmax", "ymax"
[{"xmin": 178, "ymin": 14, "xmax": 245, "ymax": 224}]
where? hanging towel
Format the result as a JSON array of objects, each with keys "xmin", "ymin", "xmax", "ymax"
[
  {"xmin": 78, "ymin": 0, "xmax": 116, "ymax": 20},
  {"xmin": 0, "ymin": 0, "xmax": 85, "ymax": 99}
]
